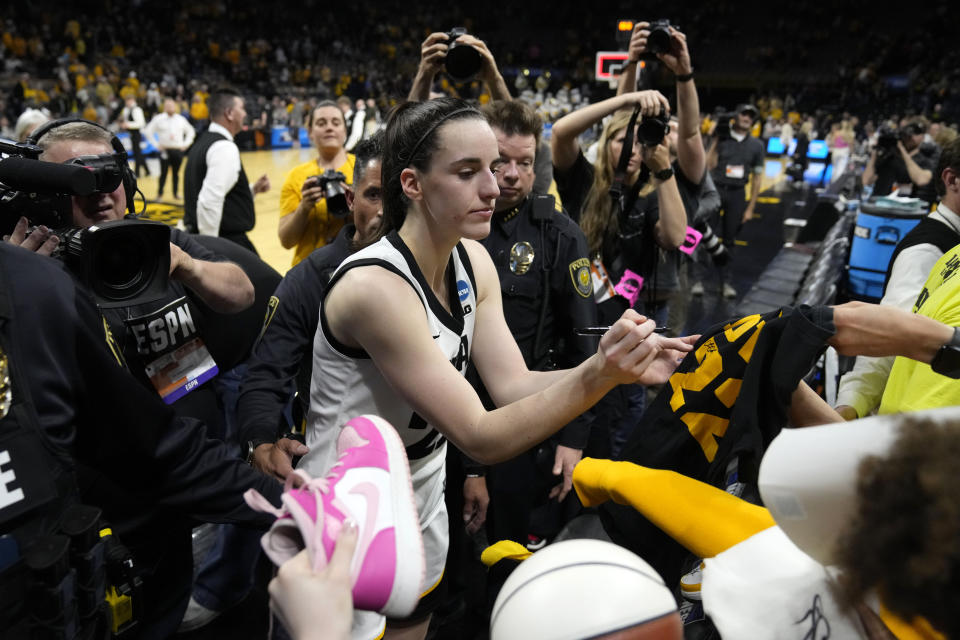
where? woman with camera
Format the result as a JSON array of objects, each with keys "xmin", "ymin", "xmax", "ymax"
[
  {"xmin": 551, "ymin": 91, "xmax": 687, "ymax": 319},
  {"xmin": 278, "ymin": 100, "xmax": 356, "ymax": 266},
  {"xmin": 551, "ymin": 90, "xmax": 688, "ymax": 456}
]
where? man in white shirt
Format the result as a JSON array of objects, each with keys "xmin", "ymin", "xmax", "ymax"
[
  {"xmin": 183, "ymin": 88, "xmax": 270, "ymax": 254},
  {"xmin": 119, "ymin": 96, "xmax": 147, "ymax": 178},
  {"xmin": 144, "ymin": 98, "xmax": 196, "ymax": 199},
  {"xmin": 836, "ymin": 137, "xmax": 960, "ymax": 419}
]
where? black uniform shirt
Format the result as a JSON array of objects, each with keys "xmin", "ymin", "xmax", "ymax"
[
  {"xmin": 712, "ymin": 133, "xmax": 765, "ymax": 189},
  {"xmin": 475, "ymin": 194, "xmax": 597, "ymax": 448}
]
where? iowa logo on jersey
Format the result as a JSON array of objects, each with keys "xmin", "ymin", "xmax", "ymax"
[{"xmin": 666, "ymin": 313, "xmax": 768, "ymax": 462}]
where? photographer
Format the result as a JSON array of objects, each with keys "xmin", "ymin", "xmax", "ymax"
[
  {"xmin": 278, "ymin": 100, "xmax": 354, "ymax": 266},
  {"xmin": 616, "ymin": 20, "xmax": 715, "ymax": 310},
  {"xmin": 706, "ymin": 103, "xmax": 765, "ymax": 298},
  {"xmin": 618, "ymin": 21, "xmax": 705, "ymax": 190},
  {"xmin": 862, "ymin": 117, "xmax": 940, "ymax": 205},
  {"xmin": 407, "ymin": 30, "xmax": 511, "ymax": 102},
  {"xmin": 5, "ymin": 120, "xmax": 255, "ymax": 436},
  {"xmin": 551, "ymin": 90, "xmax": 687, "ymax": 456}
]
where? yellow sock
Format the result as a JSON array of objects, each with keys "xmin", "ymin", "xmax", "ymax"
[{"xmin": 573, "ymin": 458, "xmax": 775, "ymax": 558}]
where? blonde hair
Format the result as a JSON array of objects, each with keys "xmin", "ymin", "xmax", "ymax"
[{"xmin": 580, "ymin": 110, "xmax": 654, "ymax": 255}]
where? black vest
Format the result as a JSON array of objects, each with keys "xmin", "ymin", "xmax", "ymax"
[
  {"xmin": 183, "ymin": 130, "xmax": 255, "ymax": 236},
  {"xmin": 882, "ymin": 215, "xmax": 960, "ymax": 296}
]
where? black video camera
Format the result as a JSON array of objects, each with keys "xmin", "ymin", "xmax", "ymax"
[
  {"xmin": 637, "ymin": 108, "xmax": 670, "ymax": 147},
  {"xmin": 712, "ymin": 107, "xmax": 737, "ymax": 140},
  {"xmin": 0, "ymin": 139, "xmax": 170, "ymax": 307},
  {"xmin": 311, "ymin": 170, "xmax": 350, "ymax": 218},
  {"xmin": 875, "ymin": 123, "xmax": 899, "ymax": 158},
  {"xmin": 444, "ymin": 27, "xmax": 482, "ymax": 83}
]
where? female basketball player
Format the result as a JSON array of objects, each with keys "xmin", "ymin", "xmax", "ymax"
[{"xmin": 298, "ymin": 97, "xmax": 696, "ymax": 639}]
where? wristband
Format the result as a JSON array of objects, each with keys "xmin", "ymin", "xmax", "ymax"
[
  {"xmin": 245, "ymin": 439, "xmax": 273, "ymax": 465},
  {"xmin": 654, "ymin": 167, "xmax": 675, "ymax": 181},
  {"xmin": 465, "ymin": 472, "xmax": 485, "ymax": 479},
  {"xmin": 676, "ymin": 71, "xmax": 694, "ymax": 82}
]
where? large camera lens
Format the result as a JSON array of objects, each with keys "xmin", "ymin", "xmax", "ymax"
[
  {"xmin": 637, "ymin": 112, "xmax": 670, "ymax": 147},
  {"xmin": 445, "ymin": 30, "xmax": 482, "ymax": 83},
  {"xmin": 323, "ymin": 182, "xmax": 349, "ymax": 218},
  {"xmin": 316, "ymin": 170, "xmax": 350, "ymax": 218},
  {"xmin": 93, "ymin": 230, "xmax": 153, "ymax": 298},
  {"xmin": 647, "ymin": 22, "xmax": 672, "ymax": 55},
  {"xmin": 61, "ymin": 220, "xmax": 171, "ymax": 308}
]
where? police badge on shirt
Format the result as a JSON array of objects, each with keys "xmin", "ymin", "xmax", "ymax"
[{"xmin": 123, "ymin": 296, "xmax": 218, "ymax": 404}]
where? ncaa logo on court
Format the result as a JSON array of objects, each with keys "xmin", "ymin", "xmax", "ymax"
[{"xmin": 457, "ymin": 280, "xmax": 470, "ymax": 302}]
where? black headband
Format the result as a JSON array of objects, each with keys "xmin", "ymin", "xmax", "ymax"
[{"xmin": 404, "ymin": 107, "xmax": 479, "ymax": 165}]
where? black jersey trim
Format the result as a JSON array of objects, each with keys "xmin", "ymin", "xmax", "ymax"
[
  {"xmin": 405, "ymin": 428, "xmax": 447, "ymax": 460},
  {"xmin": 386, "ymin": 231, "xmax": 466, "ymax": 335},
  {"xmin": 319, "ymin": 257, "xmax": 428, "ymax": 359}
]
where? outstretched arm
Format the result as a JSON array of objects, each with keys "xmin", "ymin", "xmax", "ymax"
[
  {"xmin": 551, "ymin": 90, "xmax": 670, "ymax": 173},
  {"xmin": 829, "ymin": 301, "xmax": 953, "ymax": 363},
  {"xmin": 324, "ymin": 246, "xmax": 693, "ymax": 465},
  {"xmin": 618, "ymin": 22, "xmax": 704, "ymax": 183}
]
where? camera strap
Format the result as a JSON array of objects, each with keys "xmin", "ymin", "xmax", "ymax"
[
  {"xmin": 530, "ymin": 195, "xmax": 557, "ymax": 368},
  {"xmin": 608, "ymin": 104, "xmax": 643, "ymax": 207}
]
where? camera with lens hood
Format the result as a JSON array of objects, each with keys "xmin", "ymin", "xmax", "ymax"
[
  {"xmin": 0, "ymin": 138, "xmax": 170, "ymax": 307},
  {"xmin": 637, "ymin": 108, "xmax": 670, "ymax": 147},
  {"xmin": 444, "ymin": 27, "xmax": 483, "ymax": 83},
  {"xmin": 310, "ymin": 169, "xmax": 350, "ymax": 218}
]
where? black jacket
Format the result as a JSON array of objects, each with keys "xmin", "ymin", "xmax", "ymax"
[
  {"xmin": 238, "ymin": 224, "xmax": 355, "ymax": 445},
  {"xmin": 0, "ymin": 243, "xmax": 280, "ymax": 636},
  {"xmin": 471, "ymin": 194, "xmax": 597, "ymax": 449}
]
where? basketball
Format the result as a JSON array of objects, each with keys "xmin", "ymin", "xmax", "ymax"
[{"xmin": 490, "ymin": 539, "xmax": 678, "ymax": 640}]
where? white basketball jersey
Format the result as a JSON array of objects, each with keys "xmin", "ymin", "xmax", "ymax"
[{"xmin": 299, "ymin": 231, "xmax": 478, "ymax": 526}]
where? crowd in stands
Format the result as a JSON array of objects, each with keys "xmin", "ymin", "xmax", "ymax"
[{"xmin": 2, "ymin": 0, "xmax": 958, "ymax": 147}]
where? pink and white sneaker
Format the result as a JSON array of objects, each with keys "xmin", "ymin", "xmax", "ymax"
[{"xmin": 244, "ymin": 415, "xmax": 425, "ymax": 618}]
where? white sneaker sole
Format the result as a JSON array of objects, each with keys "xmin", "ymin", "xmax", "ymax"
[{"xmin": 359, "ymin": 415, "xmax": 426, "ymax": 619}]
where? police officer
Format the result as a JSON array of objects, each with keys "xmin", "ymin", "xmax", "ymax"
[
  {"xmin": 239, "ymin": 132, "xmax": 386, "ymax": 481},
  {"xmin": 475, "ymin": 100, "xmax": 598, "ymax": 546},
  {"xmin": 0, "ymin": 242, "xmax": 280, "ymax": 638}
]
